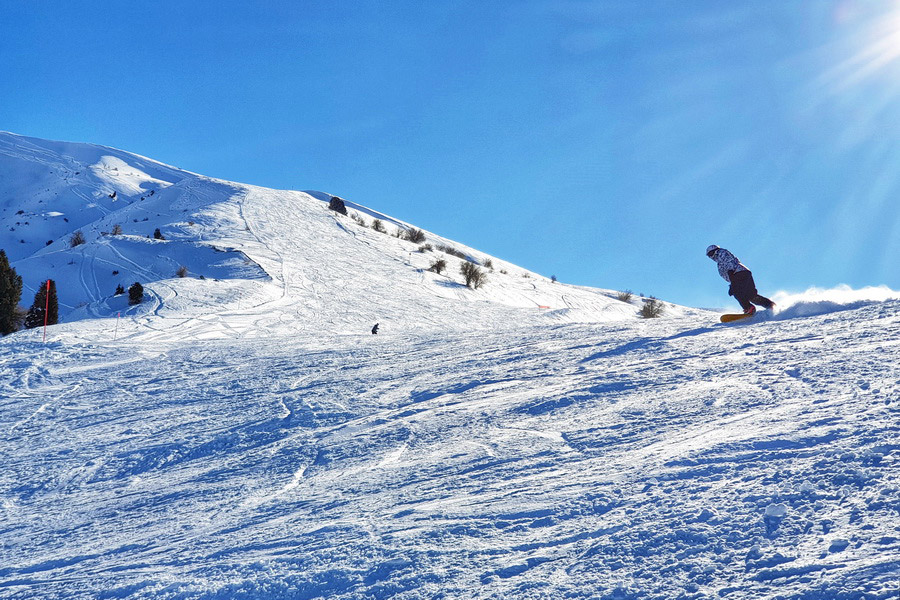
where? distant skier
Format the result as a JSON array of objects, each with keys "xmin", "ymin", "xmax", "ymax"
[
  {"xmin": 371, "ymin": 323, "xmax": 379, "ymax": 335},
  {"xmin": 706, "ymin": 245, "xmax": 775, "ymax": 315}
]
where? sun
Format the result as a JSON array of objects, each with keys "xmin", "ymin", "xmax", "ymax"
[{"xmin": 829, "ymin": 1, "xmax": 900, "ymax": 87}]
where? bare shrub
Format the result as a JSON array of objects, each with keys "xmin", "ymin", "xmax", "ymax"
[
  {"xmin": 404, "ymin": 228, "xmax": 426, "ymax": 244},
  {"xmin": 176, "ymin": 266, "xmax": 188, "ymax": 278},
  {"xmin": 617, "ymin": 290, "xmax": 634, "ymax": 303},
  {"xmin": 111, "ymin": 224, "xmax": 123, "ymax": 235},
  {"xmin": 437, "ymin": 244, "xmax": 467, "ymax": 259},
  {"xmin": 429, "ymin": 258, "xmax": 447, "ymax": 274},
  {"xmin": 70, "ymin": 230, "xmax": 86, "ymax": 247},
  {"xmin": 460, "ymin": 262, "xmax": 487, "ymax": 289},
  {"xmin": 372, "ymin": 219, "xmax": 387, "ymax": 233}
]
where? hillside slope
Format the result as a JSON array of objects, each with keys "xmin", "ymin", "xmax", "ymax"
[{"xmin": 1, "ymin": 132, "xmax": 677, "ymax": 336}]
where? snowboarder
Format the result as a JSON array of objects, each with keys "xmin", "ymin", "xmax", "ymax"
[
  {"xmin": 706, "ymin": 245, "xmax": 775, "ymax": 315},
  {"xmin": 371, "ymin": 323, "xmax": 379, "ymax": 335}
]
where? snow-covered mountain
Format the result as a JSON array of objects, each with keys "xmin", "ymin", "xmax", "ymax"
[
  {"xmin": 1, "ymin": 131, "xmax": 669, "ymax": 337},
  {"xmin": 1, "ymin": 133, "xmax": 898, "ymax": 600}
]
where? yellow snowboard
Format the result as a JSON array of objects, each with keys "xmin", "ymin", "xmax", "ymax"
[{"xmin": 720, "ymin": 312, "xmax": 754, "ymax": 323}]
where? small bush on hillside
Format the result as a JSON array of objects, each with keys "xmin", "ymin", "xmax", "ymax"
[
  {"xmin": 617, "ymin": 290, "xmax": 634, "ymax": 303},
  {"xmin": 111, "ymin": 224, "xmax": 123, "ymax": 235},
  {"xmin": 153, "ymin": 228, "xmax": 165, "ymax": 240},
  {"xmin": 483, "ymin": 259, "xmax": 494, "ymax": 270},
  {"xmin": 351, "ymin": 214, "xmax": 367, "ymax": 227},
  {"xmin": 328, "ymin": 197, "xmax": 348, "ymax": 215},
  {"xmin": 419, "ymin": 244, "xmax": 432, "ymax": 253},
  {"xmin": 176, "ymin": 265, "xmax": 188, "ymax": 278},
  {"xmin": 70, "ymin": 230, "xmax": 86, "ymax": 247},
  {"xmin": 371, "ymin": 219, "xmax": 387, "ymax": 233},
  {"xmin": 115, "ymin": 284, "xmax": 124, "ymax": 296},
  {"xmin": 639, "ymin": 297, "xmax": 665, "ymax": 319},
  {"xmin": 460, "ymin": 262, "xmax": 487, "ymax": 289},
  {"xmin": 429, "ymin": 259, "xmax": 447, "ymax": 274},
  {"xmin": 437, "ymin": 244, "xmax": 467, "ymax": 259},
  {"xmin": 128, "ymin": 282, "xmax": 144, "ymax": 305},
  {"xmin": 404, "ymin": 228, "xmax": 426, "ymax": 244}
]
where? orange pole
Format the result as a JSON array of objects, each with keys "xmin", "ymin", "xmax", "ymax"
[{"xmin": 42, "ymin": 280, "xmax": 50, "ymax": 342}]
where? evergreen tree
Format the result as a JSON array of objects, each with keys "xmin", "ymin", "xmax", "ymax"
[
  {"xmin": 128, "ymin": 282, "xmax": 144, "ymax": 305},
  {"xmin": 24, "ymin": 280, "xmax": 58, "ymax": 329},
  {"xmin": 0, "ymin": 250, "xmax": 23, "ymax": 336}
]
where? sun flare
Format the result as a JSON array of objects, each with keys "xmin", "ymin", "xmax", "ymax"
[{"xmin": 830, "ymin": 2, "xmax": 900, "ymax": 87}]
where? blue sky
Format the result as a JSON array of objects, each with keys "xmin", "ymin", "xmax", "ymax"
[{"xmin": 3, "ymin": 1, "xmax": 899, "ymax": 308}]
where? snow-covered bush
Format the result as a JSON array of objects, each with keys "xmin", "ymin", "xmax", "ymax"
[
  {"xmin": 617, "ymin": 290, "xmax": 634, "ymax": 303},
  {"xmin": 371, "ymin": 219, "xmax": 387, "ymax": 233},
  {"xmin": 70, "ymin": 230, "xmax": 86, "ymax": 247}
]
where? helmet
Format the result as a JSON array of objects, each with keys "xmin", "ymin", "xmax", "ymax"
[{"xmin": 706, "ymin": 244, "xmax": 720, "ymax": 257}]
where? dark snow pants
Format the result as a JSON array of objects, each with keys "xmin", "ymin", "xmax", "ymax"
[{"xmin": 729, "ymin": 270, "xmax": 775, "ymax": 311}]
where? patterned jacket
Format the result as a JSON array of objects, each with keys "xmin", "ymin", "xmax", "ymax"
[{"xmin": 711, "ymin": 248, "xmax": 749, "ymax": 283}]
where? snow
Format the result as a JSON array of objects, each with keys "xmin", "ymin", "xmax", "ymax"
[{"xmin": 1, "ymin": 133, "xmax": 899, "ymax": 599}]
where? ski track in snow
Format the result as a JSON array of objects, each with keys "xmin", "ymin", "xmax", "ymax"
[{"xmin": 1, "ymin": 301, "xmax": 899, "ymax": 600}]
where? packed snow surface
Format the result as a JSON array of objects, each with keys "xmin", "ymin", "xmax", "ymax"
[{"xmin": 1, "ymin": 133, "xmax": 898, "ymax": 599}]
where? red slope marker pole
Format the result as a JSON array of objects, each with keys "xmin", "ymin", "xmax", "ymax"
[{"xmin": 42, "ymin": 279, "xmax": 50, "ymax": 342}]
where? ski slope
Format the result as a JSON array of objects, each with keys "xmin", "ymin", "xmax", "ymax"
[
  {"xmin": 2, "ymin": 298, "xmax": 898, "ymax": 600},
  {"xmin": 1, "ymin": 133, "xmax": 899, "ymax": 599}
]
